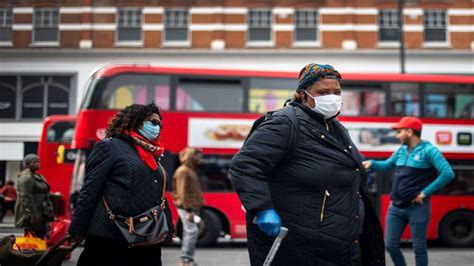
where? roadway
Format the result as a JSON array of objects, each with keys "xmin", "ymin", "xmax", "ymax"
[{"xmin": 1, "ymin": 214, "xmax": 472, "ymax": 266}]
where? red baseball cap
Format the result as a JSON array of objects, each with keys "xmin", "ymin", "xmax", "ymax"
[{"xmin": 391, "ymin": 116, "xmax": 422, "ymax": 131}]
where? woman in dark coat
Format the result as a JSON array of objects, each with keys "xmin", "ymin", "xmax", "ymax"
[
  {"xmin": 230, "ymin": 64, "xmax": 385, "ymax": 266},
  {"xmin": 69, "ymin": 103, "xmax": 173, "ymax": 266},
  {"xmin": 15, "ymin": 154, "xmax": 53, "ymax": 238}
]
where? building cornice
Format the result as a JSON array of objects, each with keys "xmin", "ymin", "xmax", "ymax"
[{"xmin": 0, "ymin": 49, "xmax": 471, "ymax": 58}]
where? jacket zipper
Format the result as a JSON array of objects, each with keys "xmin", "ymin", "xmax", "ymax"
[{"xmin": 320, "ymin": 189, "xmax": 331, "ymax": 222}]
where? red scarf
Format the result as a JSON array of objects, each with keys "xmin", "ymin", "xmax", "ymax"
[{"xmin": 123, "ymin": 131, "xmax": 165, "ymax": 170}]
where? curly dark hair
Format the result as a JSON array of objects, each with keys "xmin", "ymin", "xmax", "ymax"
[{"xmin": 105, "ymin": 103, "xmax": 161, "ymax": 138}]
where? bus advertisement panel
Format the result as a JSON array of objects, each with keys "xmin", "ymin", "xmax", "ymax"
[{"xmin": 39, "ymin": 65, "xmax": 473, "ymax": 247}]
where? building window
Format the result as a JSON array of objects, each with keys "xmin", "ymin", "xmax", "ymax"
[
  {"xmin": 378, "ymin": 9, "xmax": 399, "ymax": 42},
  {"xmin": 0, "ymin": 76, "xmax": 71, "ymax": 120},
  {"xmin": 248, "ymin": 9, "xmax": 272, "ymax": 42},
  {"xmin": 117, "ymin": 8, "xmax": 142, "ymax": 42},
  {"xmin": 22, "ymin": 76, "xmax": 71, "ymax": 119},
  {"xmin": 294, "ymin": 9, "xmax": 318, "ymax": 42},
  {"xmin": 0, "ymin": 8, "xmax": 13, "ymax": 43},
  {"xmin": 0, "ymin": 76, "xmax": 72, "ymax": 120},
  {"xmin": 164, "ymin": 9, "xmax": 189, "ymax": 42},
  {"xmin": 0, "ymin": 76, "xmax": 17, "ymax": 119},
  {"xmin": 424, "ymin": 10, "xmax": 446, "ymax": 42},
  {"xmin": 33, "ymin": 8, "xmax": 59, "ymax": 42}
]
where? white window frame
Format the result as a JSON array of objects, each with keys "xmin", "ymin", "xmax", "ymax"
[
  {"xmin": 32, "ymin": 8, "xmax": 59, "ymax": 46},
  {"xmin": 115, "ymin": 8, "xmax": 143, "ymax": 47},
  {"xmin": 246, "ymin": 9, "xmax": 274, "ymax": 47},
  {"xmin": 0, "ymin": 8, "xmax": 13, "ymax": 46},
  {"xmin": 162, "ymin": 8, "xmax": 190, "ymax": 47},
  {"xmin": 293, "ymin": 9, "xmax": 320, "ymax": 47},
  {"xmin": 377, "ymin": 9, "xmax": 399, "ymax": 46},
  {"xmin": 423, "ymin": 9, "xmax": 449, "ymax": 47}
]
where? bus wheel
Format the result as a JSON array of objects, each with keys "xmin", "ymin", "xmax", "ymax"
[
  {"xmin": 197, "ymin": 209, "xmax": 222, "ymax": 247},
  {"xmin": 439, "ymin": 210, "xmax": 474, "ymax": 247}
]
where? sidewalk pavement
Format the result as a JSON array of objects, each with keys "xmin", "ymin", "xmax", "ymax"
[{"xmin": 0, "ymin": 214, "xmax": 23, "ymax": 237}]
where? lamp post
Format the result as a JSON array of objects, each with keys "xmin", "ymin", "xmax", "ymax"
[{"xmin": 398, "ymin": 0, "xmax": 406, "ymax": 74}]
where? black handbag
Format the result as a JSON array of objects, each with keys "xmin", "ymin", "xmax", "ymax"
[{"xmin": 103, "ymin": 164, "xmax": 170, "ymax": 248}]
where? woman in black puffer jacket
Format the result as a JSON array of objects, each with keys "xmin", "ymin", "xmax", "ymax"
[
  {"xmin": 69, "ymin": 103, "xmax": 173, "ymax": 266},
  {"xmin": 230, "ymin": 64, "xmax": 385, "ymax": 266}
]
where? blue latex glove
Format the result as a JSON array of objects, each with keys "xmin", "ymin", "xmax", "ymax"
[{"xmin": 256, "ymin": 209, "xmax": 281, "ymax": 237}]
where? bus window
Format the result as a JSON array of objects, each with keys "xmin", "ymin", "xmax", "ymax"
[
  {"xmin": 47, "ymin": 121, "xmax": 75, "ymax": 143},
  {"xmin": 454, "ymin": 85, "xmax": 473, "ymax": 119},
  {"xmin": 248, "ymin": 78, "xmax": 294, "ymax": 113},
  {"xmin": 424, "ymin": 83, "xmax": 452, "ymax": 118},
  {"xmin": 455, "ymin": 94, "xmax": 474, "ymax": 119},
  {"xmin": 161, "ymin": 153, "xmax": 234, "ymax": 192},
  {"xmin": 341, "ymin": 83, "xmax": 386, "ymax": 116},
  {"xmin": 197, "ymin": 155, "xmax": 233, "ymax": 192},
  {"xmin": 425, "ymin": 94, "xmax": 448, "ymax": 118},
  {"xmin": 176, "ymin": 79, "xmax": 243, "ymax": 112},
  {"xmin": 390, "ymin": 83, "xmax": 420, "ymax": 116},
  {"xmin": 424, "ymin": 83, "xmax": 473, "ymax": 118},
  {"xmin": 100, "ymin": 74, "xmax": 170, "ymax": 110}
]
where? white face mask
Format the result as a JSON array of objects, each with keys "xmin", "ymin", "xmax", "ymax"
[{"xmin": 305, "ymin": 91, "xmax": 343, "ymax": 119}]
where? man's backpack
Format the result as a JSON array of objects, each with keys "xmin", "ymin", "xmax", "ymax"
[{"xmin": 245, "ymin": 105, "xmax": 299, "ymax": 156}]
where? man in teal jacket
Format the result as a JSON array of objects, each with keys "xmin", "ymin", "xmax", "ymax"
[{"xmin": 363, "ymin": 116, "xmax": 454, "ymax": 266}]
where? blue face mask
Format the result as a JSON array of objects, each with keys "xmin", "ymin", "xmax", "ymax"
[{"xmin": 139, "ymin": 121, "xmax": 161, "ymax": 141}]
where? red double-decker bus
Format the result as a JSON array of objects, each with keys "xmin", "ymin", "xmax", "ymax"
[{"xmin": 39, "ymin": 64, "xmax": 473, "ymax": 247}]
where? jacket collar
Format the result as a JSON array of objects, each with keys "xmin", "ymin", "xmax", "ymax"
[
  {"xmin": 116, "ymin": 134, "xmax": 135, "ymax": 145},
  {"xmin": 23, "ymin": 169, "xmax": 50, "ymax": 187},
  {"xmin": 290, "ymin": 101, "xmax": 338, "ymax": 125},
  {"xmin": 291, "ymin": 101, "xmax": 361, "ymax": 167}
]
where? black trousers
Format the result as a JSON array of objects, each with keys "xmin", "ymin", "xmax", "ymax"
[{"xmin": 78, "ymin": 235, "xmax": 162, "ymax": 266}]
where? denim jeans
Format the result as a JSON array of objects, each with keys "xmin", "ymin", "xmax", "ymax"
[
  {"xmin": 385, "ymin": 200, "xmax": 430, "ymax": 266},
  {"xmin": 178, "ymin": 208, "xmax": 199, "ymax": 263}
]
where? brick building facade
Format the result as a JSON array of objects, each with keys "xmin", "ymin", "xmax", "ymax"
[{"xmin": 1, "ymin": 0, "xmax": 472, "ymax": 50}]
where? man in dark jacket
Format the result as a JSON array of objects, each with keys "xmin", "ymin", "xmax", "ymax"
[{"xmin": 230, "ymin": 64, "xmax": 385, "ymax": 266}]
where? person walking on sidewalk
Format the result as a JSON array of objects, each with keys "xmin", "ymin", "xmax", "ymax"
[
  {"xmin": 230, "ymin": 63, "xmax": 385, "ymax": 266},
  {"xmin": 69, "ymin": 103, "xmax": 174, "ymax": 266},
  {"xmin": 172, "ymin": 148, "xmax": 204, "ymax": 266},
  {"xmin": 363, "ymin": 116, "xmax": 454, "ymax": 266},
  {"xmin": 1, "ymin": 181, "xmax": 17, "ymax": 216},
  {"xmin": 15, "ymin": 154, "xmax": 54, "ymax": 238}
]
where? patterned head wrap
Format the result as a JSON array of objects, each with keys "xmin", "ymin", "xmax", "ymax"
[{"xmin": 297, "ymin": 63, "xmax": 342, "ymax": 91}]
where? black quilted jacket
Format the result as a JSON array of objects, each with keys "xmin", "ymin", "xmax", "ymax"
[
  {"xmin": 69, "ymin": 135, "xmax": 173, "ymax": 244},
  {"xmin": 230, "ymin": 102, "xmax": 385, "ymax": 266}
]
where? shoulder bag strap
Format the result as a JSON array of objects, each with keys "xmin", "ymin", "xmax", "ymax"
[
  {"xmin": 102, "ymin": 196, "xmax": 116, "ymax": 220},
  {"xmin": 157, "ymin": 163, "xmax": 167, "ymax": 209},
  {"xmin": 279, "ymin": 105, "xmax": 299, "ymax": 157}
]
